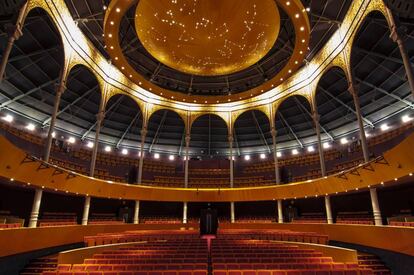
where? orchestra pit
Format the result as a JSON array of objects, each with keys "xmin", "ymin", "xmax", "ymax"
[{"xmin": 1, "ymin": 0, "xmax": 414, "ymax": 274}]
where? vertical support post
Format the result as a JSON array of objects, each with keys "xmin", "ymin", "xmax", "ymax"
[
  {"xmin": 228, "ymin": 134, "xmax": 235, "ymax": 223},
  {"xmin": 277, "ymin": 199, "xmax": 283, "ymax": 224},
  {"xmin": 184, "ymin": 134, "xmax": 190, "ymax": 188},
  {"xmin": 348, "ymin": 81, "xmax": 369, "ymax": 162},
  {"xmin": 28, "ymin": 188, "xmax": 43, "ymax": 228},
  {"xmin": 370, "ymin": 188, "xmax": 383, "ymax": 226},
  {"xmin": 270, "ymin": 128, "xmax": 280, "ymax": 184},
  {"xmin": 133, "ymin": 200, "xmax": 140, "ymax": 224},
  {"xmin": 230, "ymin": 202, "xmax": 235, "ymax": 223},
  {"xmin": 0, "ymin": 1, "xmax": 28, "ymax": 82},
  {"xmin": 387, "ymin": 8, "xmax": 414, "ymax": 98},
  {"xmin": 89, "ymin": 94, "xmax": 105, "ymax": 177},
  {"xmin": 137, "ymin": 127, "xmax": 147, "ymax": 185},
  {"xmin": 81, "ymin": 196, "xmax": 91, "ymax": 225},
  {"xmin": 183, "ymin": 202, "xmax": 188, "ymax": 224},
  {"xmin": 44, "ymin": 69, "xmax": 68, "ymax": 162},
  {"xmin": 325, "ymin": 195, "xmax": 333, "ymax": 224},
  {"xmin": 312, "ymin": 101, "xmax": 327, "ymax": 177}
]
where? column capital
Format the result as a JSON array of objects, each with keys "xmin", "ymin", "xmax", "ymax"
[
  {"xmin": 185, "ymin": 134, "xmax": 191, "ymax": 143},
  {"xmin": 389, "ymin": 24, "xmax": 406, "ymax": 44},
  {"xmin": 228, "ymin": 135, "xmax": 234, "ymax": 142},
  {"xmin": 312, "ymin": 111, "xmax": 320, "ymax": 123},
  {"xmin": 140, "ymin": 128, "xmax": 147, "ymax": 137},
  {"xmin": 5, "ymin": 23, "xmax": 23, "ymax": 40},
  {"xmin": 96, "ymin": 110, "xmax": 105, "ymax": 122},
  {"xmin": 55, "ymin": 81, "xmax": 66, "ymax": 95},
  {"xmin": 347, "ymin": 81, "xmax": 359, "ymax": 97},
  {"xmin": 270, "ymin": 128, "xmax": 277, "ymax": 137}
]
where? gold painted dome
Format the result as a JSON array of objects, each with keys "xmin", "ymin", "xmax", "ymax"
[{"xmin": 135, "ymin": 0, "xmax": 280, "ymax": 76}]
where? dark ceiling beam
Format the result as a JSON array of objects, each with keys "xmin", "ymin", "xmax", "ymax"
[
  {"xmin": 251, "ymin": 111, "xmax": 271, "ymax": 153},
  {"xmin": 356, "ymin": 77, "xmax": 414, "ymax": 109},
  {"xmin": 354, "ymin": 46, "xmax": 410, "ymax": 65},
  {"xmin": 149, "ymin": 110, "xmax": 168, "ymax": 152},
  {"xmin": 278, "ymin": 112, "xmax": 303, "ymax": 148},
  {"xmin": 8, "ymin": 46, "xmax": 60, "ymax": 63},
  {"xmin": 318, "ymin": 86, "xmax": 375, "ymax": 128},
  {"xmin": 81, "ymin": 96, "xmax": 123, "ymax": 140},
  {"xmin": 294, "ymin": 97, "xmax": 335, "ymax": 140},
  {"xmin": 116, "ymin": 112, "xmax": 141, "ymax": 148},
  {"xmin": 41, "ymin": 85, "xmax": 98, "ymax": 126}
]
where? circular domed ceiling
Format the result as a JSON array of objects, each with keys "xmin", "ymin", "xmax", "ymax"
[{"xmin": 135, "ymin": 0, "xmax": 280, "ymax": 76}]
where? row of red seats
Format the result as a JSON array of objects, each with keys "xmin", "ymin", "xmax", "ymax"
[
  {"xmin": 213, "ymin": 270, "xmax": 373, "ymax": 275},
  {"xmin": 43, "ymin": 271, "xmax": 207, "ymax": 275},
  {"xmin": 0, "ymin": 223, "xmax": 21, "ymax": 229},
  {"xmin": 389, "ymin": 221, "xmax": 414, "ymax": 227}
]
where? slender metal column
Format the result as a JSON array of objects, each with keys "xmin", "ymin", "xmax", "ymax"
[
  {"xmin": 183, "ymin": 202, "xmax": 188, "ymax": 224},
  {"xmin": 89, "ymin": 98, "xmax": 105, "ymax": 177},
  {"xmin": 370, "ymin": 188, "xmax": 383, "ymax": 226},
  {"xmin": 387, "ymin": 9, "xmax": 414, "ymax": 98},
  {"xmin": 137, "ymin": 128, "xmax": 147, "ymax": 185},
  {"xmin": 184, "ymin": 134, "xmax": 190, "ymax": 188},
  {"xmin": 348, "ymin": 81, "xmax": 369, "ymax": 162},
  {"xmin": 230, "ymin": 202, "xmax": 235, "ymax": 223},
  {"xmin": 228, "ymin": 134, "xmax": 235, "ymax": 223},
  {"xmin": 44, "ymin": 74, "xmax": 67, "ymax": 162},
  {"xmin": 325, "ymin": 196, "xmax": 333, "ymax": 224},
  {"xmin": 133, "ymin": 200, "xmax": 140, "ymax": 224},
  {"xmin": 277, "ymin": 199, "xmax": 283, "ymax": 224},
  {"xmin": 28, "ymin": 188, "xmax": 43, "ymax": 228},
  {"xmin": 270, "ymin": 128, "xmax": 280, "ymax": 184},
  {"xmin": 0, "ymin": 1, "xmax": 28, "ymax": 82},
  {"xmin": 312, "ymin": 104, "xmax": 327, "ymax": 177},
  {"xmin": 81, "ymin": 196, "xmax": 91, "ymax": 225}
]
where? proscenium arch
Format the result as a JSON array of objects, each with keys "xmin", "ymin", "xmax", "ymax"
[
  {"xmin": 274, "ymin": 94, "xmax": 314, "ymax": 149},
  {"xmin": 189, "ymin": 114, "xmax": 229, "ymax": 157},
  {"xmin": 58, "ymin": 64, "xmax": 102, "ymax": 139},
  {"xmin": 146, "ymin": 109, "xmax": 185, "ymax": 155},
  {"xmin": 233, "ymin": 109, "xmax": 271, "ymax": 154},
  {"xmin": 100, "ymin": 93, "xmax": 143, "ymax": 149}
]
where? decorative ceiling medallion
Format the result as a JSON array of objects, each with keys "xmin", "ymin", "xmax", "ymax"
[
  {"xmin": 135, "ymin": 0, "xmax": 280, "ymax": 76},
  {"xmin": 104, "ymin": 0, "xmax": 310, "ymax": 103}
]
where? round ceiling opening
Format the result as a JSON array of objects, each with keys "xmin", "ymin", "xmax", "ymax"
[{"xmin": 135, "ymin": 0, "xmax": 280, "ymax": 76}]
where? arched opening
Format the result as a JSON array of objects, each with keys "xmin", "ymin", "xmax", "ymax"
[
  {"xmin": 233, "ymin": 110, "xmax": 271, "ymax": 156},
  {"xmin": 54, "ymin": 64, "xmax": 102, "ymax": 138},
  {"xmin": 315, "ymin": 67, "xmax": 354, "ymax": 136},
  {"xmin": 350, "ymin": 11, "xmax": 413, "ymax": 128},
  {"xmin": 101, "ymin": 94, "xmax": 142, "ymax": 147},
  {"xmin": 274, "ymin": 95, "xmax": 314, "ymax": 183},
  {"xmin": 0, "ymin": 8, "xmax": 64, "ymax": 146},
  {"xmin": 146, "ymin": 109, "xmax": 185, "ymax": 155},
  {"xmin": 189, "ymin": 114, "xmax": 229, "ymax": 158}
]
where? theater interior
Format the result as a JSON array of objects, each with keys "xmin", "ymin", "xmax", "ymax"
[{"xmin": 0, "ymin": 0, "xmax": 414, "ymax": 274}]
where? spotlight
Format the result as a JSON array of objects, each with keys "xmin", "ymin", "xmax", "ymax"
[
  {"xmin": 402, "ymin": 114, "xmax": 413, "ymax": 123},
  {"xmin": 26, "ymin": 123, "xmax": 35, "ymax": 131},
  {"xmin": 154, "ymin": 153, "xmax": 160, "ymax": 159},
  {"xmin": 104, "ymin": 146, "xmax": 111, "ymax": 152},
  {"xmin": 380, "ymin": 123, "xmax": 389, "ymax": 131},
  {"xmin": 86, "ymin": 141, "xmax": 94, "ymax": 148},
  {"xmin": 340, "ymin": 137, "xmax": 348, "ymax": 145},
  {"xmin": 244, "ymin": 155, "xmax": 251, "ymax": 161},
  {"xmin": 121, "ymin": 148, "xmax": 128, "ymax": 155},
  {"xmin": 169, "ymin": 155, "xmax": 175, "ymax": 161},
  {"xmin": 323, "ymin": 142, "xmax": 331, "ymax": 149},
  {"xmin": 2, "ymin": 114, "xmax": 13, "ymax": 122},
  {"xmin": 67, "ymin": 137, "xmax": 76, "ymax": 144},
  {"xmin": 51, "ymin": 132, "xmax": 56, "ymax": 138},
  {"xmin": 307, "ymin": 146, "xmax": 315, "ymax": 152},
  {"xmin": 276, "ymin": 152, "xmax": 282, "ymax": 158},
  {"xmin": 260, "ymin": 153, "xmax": 266, "ymax": 159},
  {"xmin": 291, "ymin": 149, "xmax": 299, "ymax": 155}
]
